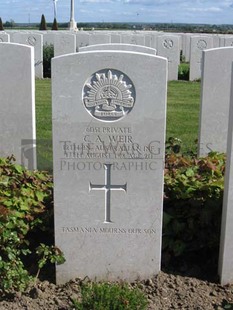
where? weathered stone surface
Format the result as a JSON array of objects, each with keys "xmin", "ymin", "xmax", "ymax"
[
  {"xmin": 198, "ymin": 47, "xmax": 233, "ymax": 155},
  {"xmin": 79, "ymin": 43, "xmax": 156, "ymax": 54},
  {"xmin": 189, "ymin": 36, "xmax": 213, "ymax": 81},
  {"xmin": 12, "ymin": 32, "xmax": 43, "ymax": 78},
  {"xmin": 0, "ymin": 43, "xmax": 36, "ymax": 169},
  {"xmin": 219, "ymin": 64, "xmax": 233, "ymax": 285},
  {"xmin": 52, "ymin": 50, "xmax": 167, "ymax": 284}
]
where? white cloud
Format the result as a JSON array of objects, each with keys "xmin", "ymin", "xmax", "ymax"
[{"xmin": 187, "ymin": 7, "xmax": 222, "ymax": 12}]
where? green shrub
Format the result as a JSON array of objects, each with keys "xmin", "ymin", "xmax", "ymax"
[
  {"xmin": 180, "ymin": 52, "xmax": 186, "ymax": 63},
  {"xmin": 0, "ymin": 156, "xmax": 62, "ymax": 293},
  {"xmin": 51, "ymin": 18, "xmax": 58, "ymax": 30},
  {"xmin": 43, "ymin": 44, "xmax": 54, "ymax": 78},
  {"xmin": 0, "ymin": 18, "xmax": 4, "ymax": 31},
  {"xmin": 178, "ymin": 63, "xmax": 190, "ymax": 80},
  {"xmin": 72, "ymin": 282, "xmax": 148, "ymax": 310},
  {"xmin": 39, "ymin": 14, "xmax": 47, "ymax": 31},
  {"xmin": 163, "ymin": 151, "xmax": 225, "ymax": 272}
]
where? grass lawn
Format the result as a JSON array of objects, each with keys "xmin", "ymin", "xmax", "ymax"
[
  {"xmin": 35, "ymin": 79, "xmax": 201, "ymax": 170},
  {"xmin": 35, "ymin": 79, "xmax": 53, "ymax": 170},
  {"xmin": 166, "ymin": 80, "xmax": 201, "ymax": 153}
]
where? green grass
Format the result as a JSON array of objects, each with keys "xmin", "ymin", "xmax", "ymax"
[
  {"xmin": 166, "ymin": 80, "xmax": 201, "ymax": 153},
  {"xmin": 35, "ymin": 79, "xmax": 52, "ymax": 170},
  {"xmin": 35, "ymin": 79, "xmax": 201, "ymax": 169}
]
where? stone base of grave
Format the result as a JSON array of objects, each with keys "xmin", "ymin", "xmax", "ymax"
[{"xmin": 69, "ymin": 21, "xmax": 77, "ymax": 31}]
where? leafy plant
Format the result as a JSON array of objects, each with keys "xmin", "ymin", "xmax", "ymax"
[
  {"xmin": 72, "ymin": 282, "xmax": 148, "ymax": 310},
  {"xmin": 43, "ymin": 44, "xmax": 54, "ymax": 78},
  {"xmin": 166, "ymin": 137, "xmax": 182, "ymax": 154},
  {"xmin": 35, "ymin": 243, "xmax": 65, "ymax": 280},
  {"xmin": 222, "ymin": 300, "xmax": 233, "ymax": 309},
  {"xmin": 0, "ymin": 156, "xmax": 58, "ymax": 293},
  {"xmin": 178, "ymin": 63, "xmax": 190, "ymax": 80},
  {"xmin": 163, "ymin": 151, "xmax": 225, "ymax": 272}
]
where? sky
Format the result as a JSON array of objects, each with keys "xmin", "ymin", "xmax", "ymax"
[{"xmin": 1, "ymin": 0, "xmax": 233, "ymax": 25}]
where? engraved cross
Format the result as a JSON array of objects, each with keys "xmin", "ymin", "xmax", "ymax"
[{"xmin": 89, "ymin": 163, "xmax": 127, "ymax": 223}]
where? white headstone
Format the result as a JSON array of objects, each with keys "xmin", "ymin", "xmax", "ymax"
[
  {"xmin": 219, "ymin": 36, "xmax": 226, "ymax": 47},
  {"xmin": 219, "ymin": 64, "xmax": 233, "ymax": 285},
  {"xmin": 52, "ymin": 50, "xmax": 167, "ymax": 284},
  {"xmin": 0, "ymin": 33, "xmax": 9, "ymax": 42},
  {"xmin": 76, "ymin": 32, "xmax": 90, "ymax": 50},
  {"xmin": 89, "ymin": 33, "xmax": 111, "ymax": 46},
  {"xmin": 12, "ymin": 33, "xmax": 43, "ymax": 79},
  {"xmin": 224, "ymin": 37, "xmax": 233, "ymax": 47},
  {"xmin": 213, "ymin": 35, "xmax": 221, "ymax": 48},
  {"xmin": 157, "ymin": 35, "xmax": 180, "ymax": 81},
  {"xmin": 189, "ymin": 36, "xmax": 213, "ymax": 81},
  {"xmin": 121, "ymin": 34, "xmax": 145, "ymax": 46},
  {"xmin": 183, "ymin": 34, "xmax": 191, "ymax": 62},
  {"xmin": 0, "ymin": 43, "xmax": 36, "ymax": 169},
  {"xmin": 54, "ymin": 33, "xmax": 76, "ymax": 57},
  {"xmin": 111, "ymin": 34, "xmax": 121, "ymax": 43},
  {"xmin": 79, "ymin": 43, "xmax": 156, "ymax": 55},
  {"xmin": 43, "ymin": 32, "xmax": 56, "ymax": 45},
  {"xmin": 145, "ymin": 34, "xmax": 157, "ymax": 48},
  {"xmin": 198, "ymin": 47, "xmax": 233, "ymax": 156}
]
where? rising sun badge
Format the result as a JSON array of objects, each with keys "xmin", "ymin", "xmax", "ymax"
[{"xmin": 83, "ymin": 69, "xmax": 135, "ymax": 122}]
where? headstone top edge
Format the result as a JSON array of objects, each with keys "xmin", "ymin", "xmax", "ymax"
[
  {"xmin": 80, "ymin": 43, "xmax": 156, "ymax": 50},
  {"xmin": 70, "ymin": 49, "xmax": 166, "ymax": 59},
  {"xmin": 203, "ymin": 46, "xmax": 233, "ymax": 54},
  {"xmin": 0, "ymin": 42, "xmax": 34, "ymax": 51}
]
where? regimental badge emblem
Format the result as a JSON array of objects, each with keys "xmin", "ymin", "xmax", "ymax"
[
  {"xmin": 197, "ymin": 39, "xmax": 207, "ymax": 50},
  {"xmin": 83, "ymin": 69, "xmax": 135, "ymax": 122}
]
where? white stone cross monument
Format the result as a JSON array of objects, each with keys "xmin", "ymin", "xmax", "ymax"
[
  {"xmin": 69, "ymin": 0, "xmax": 77, "ymax": 30},
  {"xmin": 53, "ymin": 0, "xmax": 58, "ymax": 19},
  {"xmin": 52, "ymin": 50, "xmax": 167, "ymax": 284}
]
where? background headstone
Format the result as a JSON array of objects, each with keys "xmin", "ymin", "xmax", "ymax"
[
  {"xmin": 0, "ymin": 33, "xmax": 9, "ymax": 42},
  {"xmin": 189, "ymin": 36, "xmax": 213, "ymax": 81},
  {"xmin": 0, "ymin": 43, "xmax": 36, "ymax": 169},
  {"xmin": 54, "ymin": 33, "xmax": 76, "ymax": 57},
  {"xmin": 111, "ymin": 34, "xmax": 121, "ymax": 43},
  {"xmin": 52, "ymin": 50, "xmax": 167, "ymax": 284},
  {"xmin": 198, "ymin": 47, "xmax": 233, "ymax": 156},
  {"xmin": 76, "ymin": 32, "xmax": 90, "ymax": 51},
  {"xmin": 224, "ymin": 37, "xmax": 233, "ymax": 47},
  {"xmin": 183, "ymin": 33, "xmax": 191, "ymax": 62},
  {"xmin": 79, "ymin": 43, "xmax": 156, "ymax": 54},
  {"xmin": 157, "ymin": 35, "xmax": 180, "ymax": 80},
  {"xmin": 12, "ymin": 33, "xmax": 43, "ymax": 78},
  {"xmin": 89, "ymin": 33, "xmax": 111, "ymax": 45},
  {"xmin": 43, "ymin": 32, "xmax": 56, "ymax": 46},
  {"xmin": 121, "ymin": 34, "xmax": 145, "ymax": 46}
]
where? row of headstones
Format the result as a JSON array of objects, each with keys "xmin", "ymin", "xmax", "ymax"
[
  {"xmin": 2, "ymin": 30, "xmax": 233, "ymax": 81},
  {"xmin": 2, "ymin": 29, "xmax": 233, "ymax": 81},
  {"xmin": 1, "ymin": 41, "xmax": 233, "ymax": 285},
  {"xmin": 0, "ymin": 30, "xmax": 180, "ymax": 80}
]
